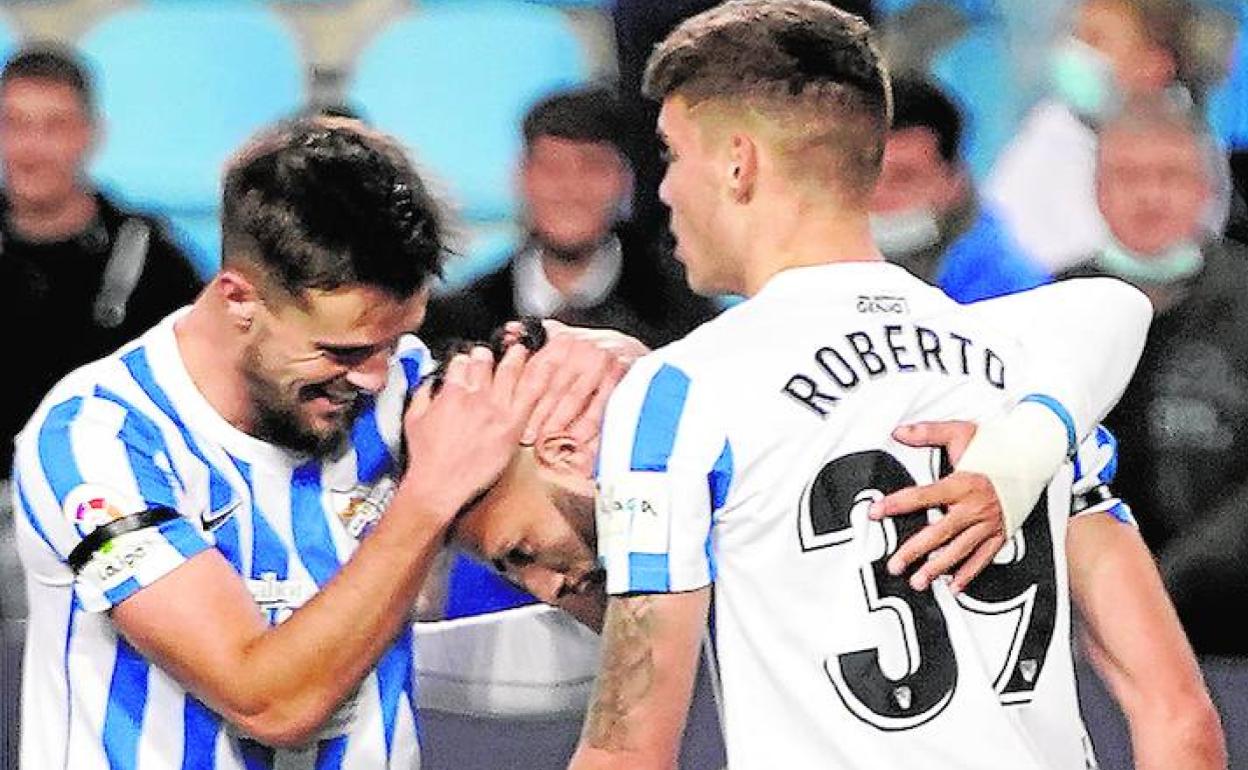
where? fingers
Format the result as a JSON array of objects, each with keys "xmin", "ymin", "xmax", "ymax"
[
  {"xmin": 907, "ymin": 521, "xmax": 997, "ymax": 592},
  {"xmin": 490, "ymin": 340, "xmax": 529, "ymax": 404},
  {"xmin": 869, "ymin": 475, "xmax": 966, "ymax": 521},
  {"xmin": 463, "ymin": 346, "xmax": 494, "ymax": 392},
  {"xmin": 891, "ymin": 421, "xmax": 978, "ymax": 463},
  {"xmin": 949, "ymin": 534, "xmax": 1007, "ymax": 594},
  {"xmin": 886, "ymin": 512, "xmax": 958, "ymax": 577}
]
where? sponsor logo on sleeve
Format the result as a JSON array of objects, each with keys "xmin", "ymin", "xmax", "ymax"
[{"xmin": 62, "ymin": 484, "xmax": 142, "ymax": 533}]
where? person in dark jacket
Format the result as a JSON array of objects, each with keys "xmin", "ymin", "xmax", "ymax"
[
  {"xmin": 1062, "ymin": 97, "xmax": 1248, "ymax": 657},
  {"xmin": 422, "ymin": 86, "xmax": 717, "ymax": 353},
  {"xmin": 0, "ymin": 44, "xmax": 202, "ymax": 474}
]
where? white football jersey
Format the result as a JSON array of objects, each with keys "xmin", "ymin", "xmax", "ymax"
[
  {"xmin": 12, "ymin": 311, "xmax": 431, "ymax": 770},
  {"xmin": 597, "ymin": 262, "xmax": 1113, "ymax": 770}
]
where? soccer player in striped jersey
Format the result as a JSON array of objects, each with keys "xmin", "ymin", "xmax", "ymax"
[
  {"xmin": 10, "ymin": 117, "xmax": 640, "ymax": 770},
  {"xmin": 544, "ymin": 2, "xmax": 1223, "ymax": 768}
]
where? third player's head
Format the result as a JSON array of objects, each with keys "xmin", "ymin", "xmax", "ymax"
[
  {"xmin": 643, "ymin": 0, "xmax": 890, "ymax": 296},
  {"xmin": 216, "ymin": 117, "xmax": 444, "ymax": 456}
]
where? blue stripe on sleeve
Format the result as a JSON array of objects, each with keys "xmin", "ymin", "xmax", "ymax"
[
  {"xmin": 315, "ymin": 735, "xmax": 349, "ymax": 770},
  {"xmin": 291, "ymin": 460, "xmax": 342, "ymax": 588},
  {"xmin": 377, "ymin": 627, "xmax": 414, "ymax": 756},
  {"xmin": 101, "ymin": 638, "xmax": 149, "ymax": 770},
  {"xmin": 630, "ymin": 365, "xmax": 691, "ymax": 473},
  {"xmin": 1107, "ymin": 502, "xmax": 1134, "ymax": 525},
  {"xmin": 13, "ymin": 473, "xmax": 64, "ymax": 560},
  {"xmin": 123, "ymin": 347, "xmax": 236, "ymax": 512},
  {"xmin": 1095, "ymin": 425, "xmax": 1120, "ymax": 483},
  {"xmin": 628, "ymin": 553, "xmax": 671, "ymax": 592},
  {"xmin": 350, "ymin": 401, "xmax": 393, "ymax": 484},
  {"xmin": 158, "ymin": 517, "xmax": 212, "ymax": 560},
  {"xmin": 36, "ymin": 397, "xmax": 86, "ymax": 505},
  {"xmin": 708, "ymin": 440, "xmax": 733, "ymax": 513},
  {"xmin": 103, "ymin": 577, "xmax": 143, "ymax": 606},
  {"xmin": 399, "ymin": 349, "xmax": 425, "ymax": 393},
  {"xmin": 180, "ymin": 697, "xmax": 222, "ymax": 770},
  {"xmin": 96, "ymin": 386, "xmax": 185, "ymax": 499},
  {"xmin": 1021, "ymin": 394, "xmax": 1078, "ymax": 456}
]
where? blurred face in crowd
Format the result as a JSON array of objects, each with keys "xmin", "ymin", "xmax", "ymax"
[
  {"xmin": 0, "ymin": 77, "xmax": 94, "ymax": 211},
  {"xmin": 451, "ymin": 441, "xmax": 601, "ymax": 605},
  {"xmin": 521, "ymin": 134, "xmax": 630, "ymax": 259},
  {"xmin": 870, "ymin": 127, "xmax": 965, "ymax": 216},
  {"xmin": 1075, "ymin": 0, "xmax": 1175, "ymax": 96},
  {"xmin": 1096, "ymin": 122, "xmax": 1211, "ymax": 256},
  {"xmin": 236, "ymin": 280, "xmax": 428, "ymax": 456}
]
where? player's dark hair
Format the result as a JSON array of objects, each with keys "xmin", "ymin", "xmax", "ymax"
[
  {"xmin": 889, "ymin": 76, "xmax": 962, "ymax": 165},
  {"xmin": 522, "ymin": 86, "xmax": 628, "ymax": 157},
  {"xmin": 1, "ymin": 43, "xmax": 94, "ymax": 115},
  {"xmin": 221, "ymin": 117, "xmax": 445, "ymax": 300},
  {"xmin": 643, "ymin": 0, "xmax": 890, "ymax": 198}
]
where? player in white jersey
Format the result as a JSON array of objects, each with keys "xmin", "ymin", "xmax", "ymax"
[
  {"xmin": 10, "ymin": 117, "xmax": 640, "ymax": 770},
  {"xmin": 551, "ymin": 3, "xmax": 1224, "ymax": 768},
  {"xmin": 434, "ymin": 280, "xmax": 1220, "ymax": 769}
]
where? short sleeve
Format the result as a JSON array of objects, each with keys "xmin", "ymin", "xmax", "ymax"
[
  {"xmin": 13, "ymin": 393, "xmax": 211, "ymax": 612},
  {"xmin": 396, "ymin": 335, "xmax": 435, "ymax": 395},
  {"xmin": 1070, "ymin": 425, "xmax": 1135, "ymax": 526},
  {"xmin": 595, "ymin": 357, "xmax": 732, "ymax": 595}
]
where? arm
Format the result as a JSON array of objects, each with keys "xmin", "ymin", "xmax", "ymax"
[
  {"xmin": 869, "ymin": 278, "xmax": 1153, "ymax": 586},
  {"xmin": 569, "ymin": 589, "xmax": 710, "ymax": 770},
  {"xmin": 1069, "ymin": 513, "xmax": 1226, "ymax": 770},
  {"xmin": 111, "ymin": 345, "xmax": 540, "ymax": 747}
]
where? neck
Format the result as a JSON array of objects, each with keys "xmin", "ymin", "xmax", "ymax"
[
  {"xmin": 174, "ymin": 292, "xmax": 256, "ymax": 434},
  {"xmin": 7, "ymin": 187, "xmax": 98, "ymax": 242},
  {"xmin": 740, "ymin": 197, "xmax": 882, "ymax": 296}
]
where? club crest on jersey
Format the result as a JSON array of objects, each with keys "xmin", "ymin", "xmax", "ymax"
[
  {"xmin": 332, "ymin": 475, "xmax": 397, "ymax": 540},
  {"xmin": 62, "ymin": 484, "xmax": 139, "ymax": 532}
]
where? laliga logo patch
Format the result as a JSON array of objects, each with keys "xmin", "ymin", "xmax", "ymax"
[{"xmin": 62, "ymin": 484, "xmax": 138, "ymax": 531}]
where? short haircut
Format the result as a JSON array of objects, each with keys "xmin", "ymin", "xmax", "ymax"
[
  {"xmin": 643, "ymin": 0, "xmax": 891, "ymax": 200},
  {"xmin": 222, "ymin": 117, "xmax": 445, "ymax": 301},
  {"xmin": 0, "ymin": 43, "xmax": 94, "ymax": 114},
  {"xmin": 522, "ymin": 86, "xmax": 627, "ymax": 156},
  {"xmin": 889, "ymin": 76, "xmax": 962, "ymax": 165}
]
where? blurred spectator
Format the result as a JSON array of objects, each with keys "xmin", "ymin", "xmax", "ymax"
[
  {"xmin": 870, "ymin": 76, "xmax": 1049, "ymax": 302},
  {"xmin": 1062, "ymin": 98, "xmax": 1248, "ymax": 657},
  {"xmin": 0, "ymin": 44, "xmax": 202, "ymax": 474},
  {"xmin": 987, "ymin": 0, "xmax": 1229, "ymax": 272},
  {"xmin": 421, "ymin": 86, "xmax": 717, "ymax": 353}
]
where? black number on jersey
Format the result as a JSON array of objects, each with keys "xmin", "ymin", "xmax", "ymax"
[{"xmin": 797, "ymin": 450, "xmax": 1057, "ymax": 731}]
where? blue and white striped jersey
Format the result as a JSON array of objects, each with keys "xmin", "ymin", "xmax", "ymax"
[
  {"xmin": 11, "ymin": 310, "xmax": 432, "ymax": 770},
  {"xmin": 596, "ymin": 262, "xmax": 1134, "ymax": 770}
]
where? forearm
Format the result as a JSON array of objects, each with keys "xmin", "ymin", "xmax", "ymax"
[
  {"xmin": 569, "ymin": 589, "xmax": 708, "ymax": 770},
  {"xmin": 1071, "ymin": 516, "xmax": 1226, "ymax": 770},
  {"xmin": 239, "ymin": 483, "xmax": 449, "ymax": 731}
]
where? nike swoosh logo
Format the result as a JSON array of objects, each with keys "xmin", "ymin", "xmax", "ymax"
[{"xmin": 201, "ymin": 500, "xmax": 241, "ymax": 532}]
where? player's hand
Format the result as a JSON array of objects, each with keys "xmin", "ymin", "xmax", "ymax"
[
  {"xmin": 513, "ymin": 320, "xmax": 648, "ymax": 445},
  {"xmin": 868, "ymin": 421, "xmax": 1007, "ymax": 594},
  {"xmin": 402, "ymin": 344, "xmax": 537, "ymax": 522}
]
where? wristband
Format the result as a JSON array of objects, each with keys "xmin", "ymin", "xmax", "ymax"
[{"xmin": 954, "ymin": 400, "xmax": 1069, "ymax": 536}]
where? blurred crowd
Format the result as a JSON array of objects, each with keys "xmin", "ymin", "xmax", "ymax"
[{"xmin": 2, "ymin": 0, "xmax": 1248, "ymax": 720}]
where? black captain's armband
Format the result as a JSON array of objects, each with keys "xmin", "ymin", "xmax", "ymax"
[{"xmin": 68, "ymin": 506, "xmax": 180, "ymax": 573}]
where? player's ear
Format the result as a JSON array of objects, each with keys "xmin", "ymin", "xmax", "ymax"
[
  {"xmin": 215, "ymin": 269, "xmax": 261, "ymax": 334},
  {"xmin": 534, "ymin": 434, "xmax": 596, "ymax": 479},
  {"xmin": 726, "ymin": 132, "xmax": 759, "ymax": 203}
]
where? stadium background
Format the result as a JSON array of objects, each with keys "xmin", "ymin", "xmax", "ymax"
[{"xmin": 0, "ymin": 0, "xmax": 1246, "ymax": 768}]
